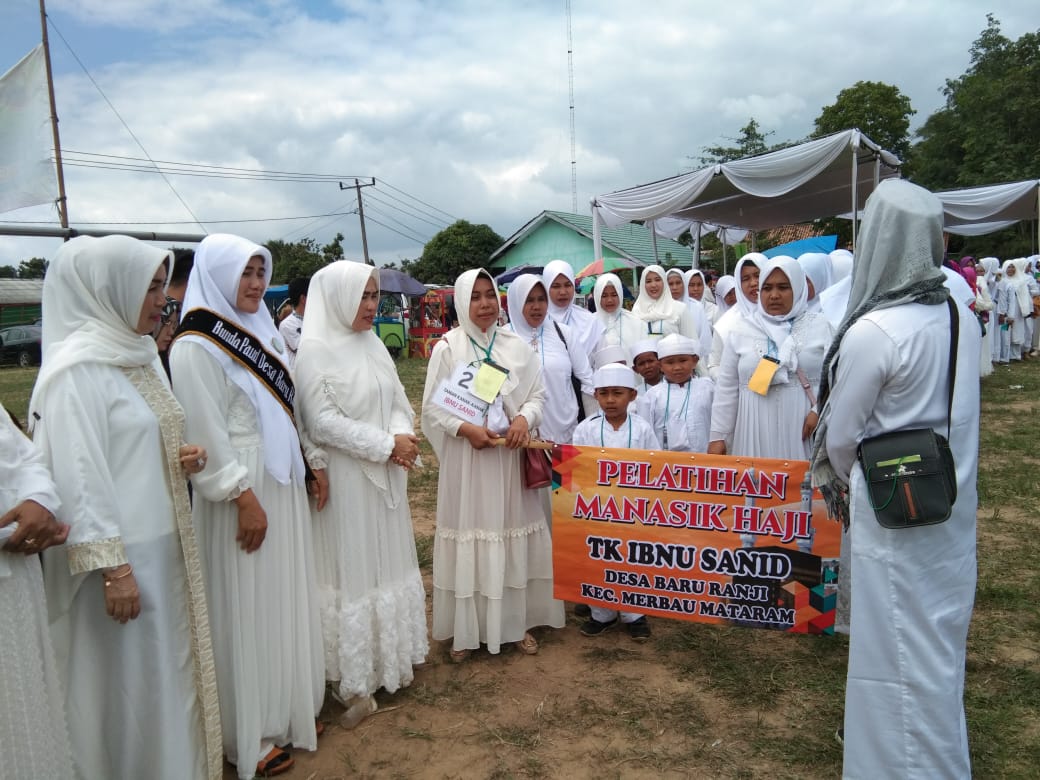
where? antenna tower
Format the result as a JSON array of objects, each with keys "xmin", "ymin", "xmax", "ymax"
[{"xmin": 566, "ymin": 0, "xmax": 577, "ymax": 212}]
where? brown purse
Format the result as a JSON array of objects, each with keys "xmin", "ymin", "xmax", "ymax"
[{"xmin": 522, "ymin": 447, "xmax": 553, "ymax": 489}]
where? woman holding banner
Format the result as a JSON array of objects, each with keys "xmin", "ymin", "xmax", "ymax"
[
  {"xmin": 421, "ymin": 269, "xmax": 564, "ymax": 662},
  {"xmin": 170, "ymin": 234, "xmax": 326, "ymax": 779}
]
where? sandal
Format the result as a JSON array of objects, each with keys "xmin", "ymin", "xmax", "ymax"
[
  {"xmin": 315, "ymin": 718, "xmax": 325, "ymax": 738},
  {"xmin": 515, "ymin": 632, "xmax": 539, "ymax": 655},
  {"xmin": 256, "ymin": 746, "xmax": 294, "ymax": 778},
  {"xmin": 449, "ymin": 648, "xmax": 471, "ymax": 663}
]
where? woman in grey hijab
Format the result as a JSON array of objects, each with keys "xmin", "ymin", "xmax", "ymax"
[{"xmin": 810, "ymin": 180, "xmax": 980, "ymax": 779}]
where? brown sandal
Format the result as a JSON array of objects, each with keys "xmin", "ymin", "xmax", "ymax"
[
  {"xmin": 515, "ymin": 632, "xmax": 539, "ymax": 655},
  {"xmin": 449, "ymin": 648, "xmax": 471, "ymax": 663},
  {"xmin": 256, "ymin": 746, "xmax": 294, "ymax": 777}
]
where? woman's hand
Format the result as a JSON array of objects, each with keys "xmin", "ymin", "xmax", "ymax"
[
  {"xmin": 103, "ymin": 565, "xmax": 141, "ymax": 624},
  {"xmin": 234, "ymin": 489, "xmax": 267, "ymax": 553},
  {"xmin": 390, "ymin": 433, "xmax": 420, "ymax": 469},
  {"xmin": 1, "ymin": 499, "xmax": 69, "ymax": 554},
  {"xmin": 802, "ymin": 410, "xmax": 820, "ymax": 441},
  {"xmin": 309, "ymin": 468, "xmax": 329, "ymax": 511},
  {"xmin": 707, "ymin": 440, "xmax": 727, "ymax": 456},
  {"xmin": 458, "ymin": 422, "xmax": 498, "ymax": 450},
  {"xmin": 504, "ymin": 414, "xmax": 530, "ymax": 450},
  {"xmin": 179, "ymin": 444, "xmax": 208, "ymax": 475}
]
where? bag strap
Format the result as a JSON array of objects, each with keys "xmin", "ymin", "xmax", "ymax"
[
  {"xmin": 945, "ymin": 296, "xmax": 958, "ymax": 440},
  {"xmin": 552, "ymin": 320, "xmax": 567, "ymax": 347}
]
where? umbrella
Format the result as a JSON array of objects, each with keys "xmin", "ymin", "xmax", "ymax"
[
  {"xmin": 762, "ymin": 235, "xmax": 838, "ymax": 259},
  {"xmin": 495, "ymin": 264, "xmax": 544, "ymax": 285},
  {"xmin": 574, "ymin": 256, "xmax": 641, "ymax": 280},
  {"xmin": 378, "ymin": 268, "xmax": 427, "ymax": 296}
]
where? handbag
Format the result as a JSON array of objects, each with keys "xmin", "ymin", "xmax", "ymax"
[
  {"xmin": 522, "ymin": 446, "xmax": 553, "ymax": 489},
  {"xmin": 552, "ymin": 321, "xmax": 587, "ymax": 423},
  {"xmin": 856, "ymin": 297, "xmax": 959, "ymax": 529}
]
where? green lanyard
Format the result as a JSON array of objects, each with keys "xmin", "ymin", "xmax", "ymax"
[
  {"xmin": 469, "ymin": 330, "xmax": 497, "ymax": 363},
  {"xmin": 600, "ymin": 414, "xmax": 632, "ymax": 447}
]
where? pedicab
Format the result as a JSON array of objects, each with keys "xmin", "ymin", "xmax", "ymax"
[{"xmin": 408, "ymin": 287, "xmax": 454, "ymax": 358}]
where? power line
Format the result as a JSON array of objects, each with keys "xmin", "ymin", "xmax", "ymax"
[
  {"xmin": 63, "ymin": 149, "xmax": 365, "ymax": 181},
  {"xmin": 362, "ymin": 201, "xmax": 433, "ymax": 242},
  {"xmin": 365, "ymin": 190, "xmax": 450, "ymax": 230},
  {"xmin": 46, "ymin": 17, "xmax": 208, "ymax": 234},
  {"xmin": 377, "ymin": 178, "xmax": 460, "ymax": 222},
  {"xmin": 1, "ymin": 210, "xmax": 358, "ymax": 226},
  {"xmin": 59, "ymin": 158, "xmax": 346, "ymax": 184},
  {"xmin": 362, "ymin": 213, "xmax": 428, "ymax": 246}
]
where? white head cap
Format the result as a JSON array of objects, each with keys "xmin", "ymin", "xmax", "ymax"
[
  {"xmin": 656, "ymin": 333, "xmax": 699, "ymax": 359},
  {"xmin": 630, "ymin": 338, "xmax": 658, "ymax": 363},
  {"xmin": 592, "ymin": 344, "xmax": 629, "ymax": 369},
  {"xmin": 593, "ymin": 363, "xmax": 638, "ymax": 390}
]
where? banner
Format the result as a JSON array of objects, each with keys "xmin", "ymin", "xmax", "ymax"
[
  {"xmin": 551, "ymin": 445, "xmax": 841, "ymax": 634},
  {"xmin": 0, "ymin": 45, "xmax": 55, "ymax": 214}
]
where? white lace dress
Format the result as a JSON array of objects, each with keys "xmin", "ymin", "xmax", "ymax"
[
  {"xmin": 710, "ymin": 312, "xmax": 834, "ymax": 460},
  {"xmin": 303, "ymin": 371, "xmax": 428, "ymax": 700}
]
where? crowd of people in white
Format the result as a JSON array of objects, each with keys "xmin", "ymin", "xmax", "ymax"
[{"xmin": 0, "ymin": 179, "xmax": 1022, "ymax": 778}]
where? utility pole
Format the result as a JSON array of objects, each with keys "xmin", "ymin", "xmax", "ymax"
[
  {"xmin": 340, "ymin": 178, "xmax": 375, "ymax": 264},
  {"xmin": 39, "ymin": 0, "xmax": 69, "ymax": 231}
]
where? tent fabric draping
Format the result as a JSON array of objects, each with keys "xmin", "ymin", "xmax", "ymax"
[
  {"xmin": 591, "ymin": 130, "xmax": 901, "ymax": 239},
  {"xmin": 936, "ymin": 179, "xmax": 1040, "ymax": 236}
]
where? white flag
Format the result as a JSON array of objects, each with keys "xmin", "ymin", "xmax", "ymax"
[{"xmin": 0, "ymin": 45, "xmax": 56, "ymax": 213}]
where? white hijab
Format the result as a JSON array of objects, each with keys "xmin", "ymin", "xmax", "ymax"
[
  {"xmin": 714, "ymin": 275, "xmax": 736, "ymax": 317},
  {"xmin": 797, "ymin": 252, "xmax": 833, "ymax": 300},
  {"xmin": 296, "ymin": 261, "xmax": 410, "ymax": 503},
  {"xmin": 632, "ymin": 264, "xmax": 686, "ymax": 324},
  {"xmin": 684, "ymin": 269, "xmax": 715, "ymax": 305},
  {"xmin": 733, "ymin": 253, "xmax": 766, "ymax": 319},
  {"xmin": 751, "ymin": 256, "xmax": 810, "ymax": 382},
  {"xmin": 979, "ymin": 257, "xmax": 999, "ymax": 290},
  {"xmin": 665, "ymin": 268, "xmax": 689, "ymax": 303},
  {"xmin": 1003, "ymin": 258, "xmax": 1032, "ymax": 313},
  {"xmin": 30, "ymin": 235, "xmax": 171, "ymax": 429},
  {"xmin": 177, "ymin": 233, "xmax": 303, "ymax": 485},
  {"xmin": 541, "ymin": 259, "xmax": 579, "ymax": 321},
  {"xmin": 506, "ymin": 273, "xmax": 546, "ymax": 345},
  {"xmin": 593, "ymin": 272, "xmax": 643, "ymax": 350},
  {"xmin": 829, "ymin": 249, "xmax": 854, "ymax": 283}
]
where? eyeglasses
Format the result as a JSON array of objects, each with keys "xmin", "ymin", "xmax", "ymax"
[{"xmin": 160, "ymin": 297, "xmax": 182, "ymax": 326}]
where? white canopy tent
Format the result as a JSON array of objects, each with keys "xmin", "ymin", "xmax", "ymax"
[
  {"xmin": 591, "ymin": 129, "xmax": 901, "ymax": 266},
  {"xmin": 936, "ymin": 179, "xmax": 1040, "ymax": 241}
]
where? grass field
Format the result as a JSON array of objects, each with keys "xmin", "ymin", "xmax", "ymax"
[{"xmin": 3, "ymin": 357, "xmax": 1039, "ymax": 778}]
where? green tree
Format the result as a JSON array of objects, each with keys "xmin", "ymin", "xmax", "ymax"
[
  {"xmin": 406, "ymin": 220, "xmax": 504, "ymax": 285},
  {"xmin": 0, "ymin": 265, "xmax": 16, "ymax": 278},
  {"xmin": 265, "ymin": 238, "xmax": 328, "ymax": 285},
  {"xmin": 698, "ymin": 119, "xmax": 775, "ymax": 165},
  {"xmin": 17, "ymin": 257, "xmax": 47, "ymax": 278},
  {"xmin": 321, "ymin": 232, "xmax": 345, "ymax": 263},
  {"xmin": 812, "ymin": 80, "xmax": 915, "ymax": 163},
  {"xmin": 915, "ymin": 15, "xmax": 1040, "ymax": 188}
]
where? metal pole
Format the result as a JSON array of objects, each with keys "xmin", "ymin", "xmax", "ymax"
[
  {"xmin": 649, "ymin": 220, "xmax": 660, "ymax": 265},
  {"xmin": 39, "ymin": 0, "xmax": 69, "ymax": 231},
  {"xmin": 692, "ymin": 225, "xmax": 700, "ymax": 269},
  {"xmin": 0, "ymin": 224, "xmax": 207, "ymax": 242},
  {"xmin": 355, "ymin": 179, "xmax": 371, "ymax": 265},
  {"xmin": 850, "ymin": 147, "xmax": 859, "ymax": 251}
]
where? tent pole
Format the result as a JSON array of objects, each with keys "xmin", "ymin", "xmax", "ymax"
[
  {"xmin": 693, "ymin": 225, "xmax": 700, "ymax": 269},
  {"xmin": 40, "ymin": 0, "xmax": 69, "ymax": 232},
  {"xmin": 591, "ymin": 203, "xmax": 603, "ymax": 262},
  {"xmin": 649, "ymin": 220, "xmax": 660, "ymax": 265},
  {"xmin": 850, "ymin": 147, "xmax": 859, "ymax": 251}
]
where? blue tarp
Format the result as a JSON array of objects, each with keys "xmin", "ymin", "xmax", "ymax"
[{"xmin": 763, "ymin": 235, "xmax": 838, "ymax": 259}]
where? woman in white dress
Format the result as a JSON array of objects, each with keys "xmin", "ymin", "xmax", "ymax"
[
  {"xmin": 1002, "ymin": 258, "xmax": 1033, "ymax": 360},
  {"xmin": 422, "ymin": 269, "xmax": 565, "ymax": 662},
  {"xmin": 170, "ymin": 233, "xmax": 325, "ymax": 779},
  {"xmin": 1, "ymin": 402, "xmax": 74, "ymax": 780},
  {"xmin": 708, "ymin": 254, "xmax": 763, "ymax": 377},
  {"xmin": 632, "ymin": 264, "xmax": 697, "ymax": 341},
  {"xmin": 712, "ymin": 275, "xmax": 737, "ymax": 324},
  {"xmin": 296, "ymin": 261, "xmax": 428, "ymax": 718},
  {"xmin": 708, "ymin": 256, "xmax": 834, "ymax": 460},
  {"xmin": 32, "ymin": 235, "xmax": 221, "ymax": 780},
  {"xmin": 974, "ymin": 260, "xmax": 995, "ymax": 377},
  {"xmin": 593, "ymin": 273, "xmax": 644, "ymax": 354},
  {"xmin": 506, "ymin": 273, "xmax": 593, "ymax": 444}
]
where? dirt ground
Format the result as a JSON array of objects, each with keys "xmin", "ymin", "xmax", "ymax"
[{"xmin": 223, "ymin": 497, "xmax": 835, "ymax": 780}]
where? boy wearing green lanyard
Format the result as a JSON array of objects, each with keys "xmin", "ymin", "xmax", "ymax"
[{"xmin": 572, "ymin": 364, "xmax": 659, "ymax": 640}]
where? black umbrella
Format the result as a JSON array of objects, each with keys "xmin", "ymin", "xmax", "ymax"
[{"xmin": 378, "ymin": 268, "xmax": 427, "ymax": 296}]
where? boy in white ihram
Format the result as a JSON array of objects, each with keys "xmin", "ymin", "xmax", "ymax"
[
  {"xmin": 572, "ymin": 363, "xmax": 659, "ymax": 641},
  {"xmin": 645, "ymin": 334, "xmax": 714, "ymax": 453}
]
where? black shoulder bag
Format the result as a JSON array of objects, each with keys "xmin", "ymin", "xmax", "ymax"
[
  {"xmin": 551, "ymin": 321, "xmax": 587, "ymax": 424},
  {"xmin": 856, "ymin": 297, "xmax": 959, "ymax": 529}
]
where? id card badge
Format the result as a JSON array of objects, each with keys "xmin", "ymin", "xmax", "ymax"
[
  {"xmin": 748, "ymin": 355, "xmax": 781, "ymax": 396},
  {"xmin": 431, "ymin": 363, "xmax": 490, "ymax": 423},
  {"xmin": 472, "ymin": 360, "xmax": 510, "ymax": 403}
]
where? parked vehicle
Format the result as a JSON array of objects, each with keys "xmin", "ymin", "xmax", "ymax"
[
  {"xmin": 374, "ymin": 292, "xmax": 408, "ymax": 359},
  {"xmin": 408, "ymin": 288, "xmax": 454, "ymax": 358},
  {"xmin": 0, "ymin": 324, "xmax": 42, "ymax": 367}
]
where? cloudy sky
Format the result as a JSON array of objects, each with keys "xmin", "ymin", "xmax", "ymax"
[{"xmin": 1, "ymin": 0, "xmax": 1035, "ymax": 267}]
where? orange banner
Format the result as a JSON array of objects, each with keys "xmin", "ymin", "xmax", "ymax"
[{"xmin": 551, "ymin": 445, "xmax": 841, "ymax": 634}]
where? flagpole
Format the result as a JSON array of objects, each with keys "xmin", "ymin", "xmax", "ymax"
[{"xmin": 39, "ymin": 0, "xmax": 69, "ymax": 231}]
